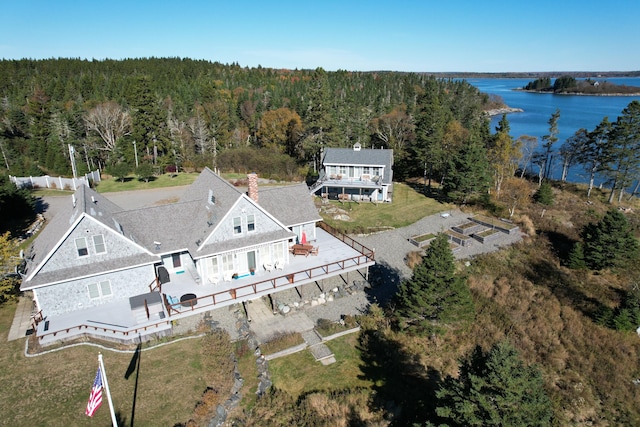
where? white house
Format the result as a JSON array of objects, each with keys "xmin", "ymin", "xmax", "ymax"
[
  {"xmin": 310, "ymin": 143, "xmax": 394, "ymax": 202},
  {"xmin": 21, "ymin": 168, "xmax": 375, "ymax": 346}
]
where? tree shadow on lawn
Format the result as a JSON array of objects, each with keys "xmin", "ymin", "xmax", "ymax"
[
  {"xmin": 405, "ymin": 181, "xmax": 449, "ymax": 204},
  {"xmin": 357, "ymin": 328, "xmax": 441, "ymax": 425},
  {"xmin": 365, "ymin": 261, "xmax": 403, "ymax": 306}
]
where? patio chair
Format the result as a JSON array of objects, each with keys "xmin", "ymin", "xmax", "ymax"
[
  {"xmin": 263, "ymin": 262, "xmax": 273, "ymax": 272},
  {"xmin": 310, "ymin": 246, "xmax": 319, "ymax": 256},
  {"xmin": 274, "ymin": 260, "xmax": 284, "ymax": 270}
]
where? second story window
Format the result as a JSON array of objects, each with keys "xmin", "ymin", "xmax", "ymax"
[
  {"xmin": 233, "ymin": 217, "xmax": 242, "ymax": 234},
  {"xmin": 75, "ymin": 237, "xmax": 89, "ymax": 257},
  {"xmin": 93, "ymin": 234, "xmax": 106, "ymax": 254},
  {"xmin": 247, "ymin": 215, "xmax": 255, "ymax": 232}
]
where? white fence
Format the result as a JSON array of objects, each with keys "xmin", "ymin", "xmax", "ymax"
[{"xmin": 10, "ymin": 170, "xmax": 101, "ymax": 191}]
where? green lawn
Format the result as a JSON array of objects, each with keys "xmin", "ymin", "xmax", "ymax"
[
  {"xmin": 268, "ymin": 333, "xmax": 372, "ymax": 397},
  {"xmin": 321, "ymin": 182, "xmax": 452, "ymax": 233},
  {"xmin": 94, "ymin": 172, "xmax": 199, "ymax": 193},
  {"xmin": 0, "ymin": 302, "xmax": 207, "ymax": 426}
]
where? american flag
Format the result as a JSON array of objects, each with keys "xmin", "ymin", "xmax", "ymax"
[{"xmin": 85, "ymin": 367, "xmax": 103, "ymax": 417}]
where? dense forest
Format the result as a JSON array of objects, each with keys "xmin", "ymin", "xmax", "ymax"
[
  {"xmin": 2, "ymin": 59, "xmax": 640, "ymax": 208},
  {"xmin": 0, "ymin": 57, "xmax": 499, "ymax": 184}
]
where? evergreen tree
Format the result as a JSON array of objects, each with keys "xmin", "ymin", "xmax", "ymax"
[
  {"xmin": 436, "ymin": 340, "xmax": 552, "ymax": 427},
  {"xmin": 567, "ymin": 241, "xmax": 587, "ymax": 269},
  {"xmin": 580, "ymin": 209, "xmax": 639, "ymax": 271},
  {"xmin": 0, "ymin": 174, "xmax": 36, "ymax": 233},
  {"xmin": 553, "ymin": 75, "xmax": 577, "ymax": 92},
  {"xmin": 301, "ymin": 67, "xmax": 334, "ymax": 171},
  {"xmin": 580, "ymin": 117, "xmax": 612, "ymax": 198},
  {"xmin": 534, "ymin": 180, "xmax": 554, "ymax": 205},
  {"xmin": 136, "ymin": 162, "xmax": 154, "ymax": 183},
  {"xmin": 541, "ymin": 109, "xmax": 560, "ymax": 179},
  {"xmin": 395, "ymin": 233, "xmax": 474, "ymax": 336},
  {"xmin": 604, "ymin": 101, "xmax": 640, "ymax": 203},
  {"xmin": 108, "ymin": 162, "xmax": 131, "ymax": 182},
  {"xmin": 442, "ymin": 140, "xmax": 491, "ymax": 204}
]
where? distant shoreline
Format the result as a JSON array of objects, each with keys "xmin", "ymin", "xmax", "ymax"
[
  {"xmin": 515, "ymin": 88, "xmax": 640, "ymax": 96},
  {"xmin": 485, "ymin": 107, "xmax": 524, "ymax": 116}
]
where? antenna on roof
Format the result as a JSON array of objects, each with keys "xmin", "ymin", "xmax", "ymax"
[{"xmin": 154, "ymin": 241, "xmax": 161, "ymax": 250}]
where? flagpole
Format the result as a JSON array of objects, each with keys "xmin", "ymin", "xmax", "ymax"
[{"xmin": 98, "ymin": 353, "xmax": 118, "ymax": 427}]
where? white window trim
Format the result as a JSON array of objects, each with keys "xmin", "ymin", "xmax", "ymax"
[
  {"xmin": 75, "ymin": 237, "xmax": 89, "ymax": 258},
  {"xmin": 87, "ymin": 280, "xmax": 112, "ymax": 299},
  {"xmin": 247, "ymin": 214, "xmax": 256, "ymax": 233},
  {"xmin": 233, "ymin": 216, "xmax": 242, "ymax": 235},
  {"xmin": 92, "ymin": 234, "xmax": 106, "ymax": 254}
]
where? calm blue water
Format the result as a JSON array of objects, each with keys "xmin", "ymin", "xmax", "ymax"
[{"xmin": 466, "ymin": 77, "xmax": 640, "ymax": 183}]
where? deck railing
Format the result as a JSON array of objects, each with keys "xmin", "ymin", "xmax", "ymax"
[
  {"xmin": 34, "ymin": 223, "xmax": 376, "ymax": 345},
  {"xmin": 170, "ymin": 248, "xmax": 375, "ymax": 314},
  {"xmin": 168, "ymin": 224, "xmax": 375, "ymax": 315},
  {"xmin": 318, "ymin": 222, "xmax": 375, "ymax": 259},
  {"xmin": 34, "ymin": 318, "xmax": 172, "ymax": 345}
]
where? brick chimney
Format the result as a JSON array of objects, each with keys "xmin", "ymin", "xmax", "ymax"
[{"xmin": 247, "ymin": 173, "xmax": 259, "ymax": 203}]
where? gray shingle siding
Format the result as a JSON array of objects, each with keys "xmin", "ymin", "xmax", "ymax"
[
  {"xmin": 22, "ymin": 167, "xmax": 322, "ymax": 319},
  {"xmin": 38, "ymin": 216, "xmax": 148, "ymax": 275},
  {"xmin": 34, "ymin": 264, "xmax": 153, "ymax": 317}
]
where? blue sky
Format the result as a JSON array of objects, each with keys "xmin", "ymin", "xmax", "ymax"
[{"xmin": 2, "ymin": 0, "xmax": 639, "ymax": 72}]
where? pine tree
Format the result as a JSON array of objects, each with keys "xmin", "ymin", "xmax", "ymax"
[
  {"xmin": 436, "ymin": 340, "xmax": 552, "ymax": 427},
  {"xmin": 581, "ymin": 209, "xmax": 639, "ymax": 271},
  {"xmin": 442, "ymin": 140, "xmax": 491, "ymax": 204},
  {"xmin": 534, "ymin": 181, "xmax": 554, "ymax": 205},
  {"xmin": 395, "ymin": 233, "xmax": 474, "ymax": 336},
  {"xmin": 541, "ymin": 109, "xmax": 560, "ymax": 179}
]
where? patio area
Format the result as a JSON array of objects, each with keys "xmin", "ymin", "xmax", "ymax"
[{"xmin": 32, "ymin": 225, "xmax": 374, "ymax": 347}]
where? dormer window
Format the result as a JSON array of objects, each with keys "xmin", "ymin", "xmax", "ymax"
[{"xmin": 208, "ymin": 189, "xmax": 215, "ymax": 205}]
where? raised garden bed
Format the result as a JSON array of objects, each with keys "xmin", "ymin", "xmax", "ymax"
[
  {"xmin": 444, "ymin": 229, "xmax": 472, "ymax": 246},
  {"xmin": 452, "ymin": 221, "xmax": 485, "ymax": 236},
  {"xmin": 409, "ymin": 232, "xmax": 436, "ymax": 248},
  {"xmin": 470, "ymin": 215, "xmax": 520, "ymax": 235},
  {"xmin": 472, "ymin": 228, "xmax": 501, "ymax": 243}
]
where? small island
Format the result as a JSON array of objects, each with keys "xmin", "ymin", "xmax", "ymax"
[{"xmin": 519, "ymin": 75, "xmax": 640, "ymax": 95}]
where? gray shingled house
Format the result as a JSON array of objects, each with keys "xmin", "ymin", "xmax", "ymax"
[
  {"xmin": 21, "ymin": 168, "xmax": 374, "ymax": 346},
  {"xmin": 310, "ymin": 143, "xmax": 393, "ymax": 202}
]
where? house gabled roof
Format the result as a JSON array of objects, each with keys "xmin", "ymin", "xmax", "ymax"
[
  {"xmin": 21, "ymin": 185, "xmax": 127, "ymax": 282},
  {"xmin": 322, "ymin": 147, "xmax": 394, "ymax": 184},
  {"xmin": 258, "ymin": 184, "xmax": 322, "ymax": 227},
  {"xmin": 22, "ymin": 168, "xmax": 321, "ymax": 288}
]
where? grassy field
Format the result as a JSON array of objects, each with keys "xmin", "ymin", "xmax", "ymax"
[
  {"xmin": 0, "ymin": 302, "xmax": 207, "ymax": 427},
  {"xmin": 267, "ymin": 333, "xmax": 373, "ymax": 397},
  {"xmin": 93, "ymin": 172, "xmax": 200, "ymax": 193},
  {"xmin": 321, "ymin": 182, "xmax": 452, "ymax": 233}
]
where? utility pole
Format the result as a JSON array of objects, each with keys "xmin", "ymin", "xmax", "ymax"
[
  {"xmin": 133, "ymin": 140, "xmax": 139, "ymax": 168},
  {"xmin": 68, "ymin": 144, "xmax": 77, "ymax": 179}
]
